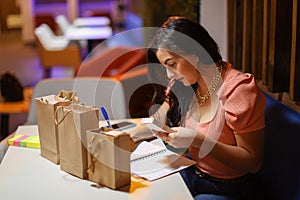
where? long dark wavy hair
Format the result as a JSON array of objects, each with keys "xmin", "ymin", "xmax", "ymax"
[{"xmin": 147, "ymin": 16, "xmax": 222, "ymax": 127}]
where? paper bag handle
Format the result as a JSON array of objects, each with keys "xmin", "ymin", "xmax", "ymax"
[
  {"xmin": 87, "ymin": 136, "xmax": 105, "ymax": 174},
  {"xmin": 54, "ymin": 106, "xmax": 71, "ymax": 125},
  {"xmin": 38, "ymin": 97, "xmax": 49, "ymax": 104},
  {"xmin": 58, "ymin": 90, "xmax": 79, "ymax": 103}
]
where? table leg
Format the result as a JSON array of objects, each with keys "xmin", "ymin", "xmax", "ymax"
[
  {"xmin": 87, "ymin": 40, "xmax": 93, "ymax": 53},
  {"xmin": 87, "ymin": 39, "xmax": 105, "ymax": 53},
  {"xmin": 0, "ymin": 114, "xmax": 9, "ymax": 140}
]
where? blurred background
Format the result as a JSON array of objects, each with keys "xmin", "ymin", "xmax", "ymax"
[{"xmin": 0, "ymin": 0, "xmax": 299, "ymax": 135}]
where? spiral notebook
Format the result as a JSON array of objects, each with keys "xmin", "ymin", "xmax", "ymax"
[{"xmin": 130, "ymin": 139, "xmax": 196, "ymax": 181}]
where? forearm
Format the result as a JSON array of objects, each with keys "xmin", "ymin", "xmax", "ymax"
[
  {"xmin": 194, "ymin": 129, "xmax": 264, "ymax": 173},
  {"xmin": 207, "ymin": 140, "xmax": 262, "ymax": 173}
]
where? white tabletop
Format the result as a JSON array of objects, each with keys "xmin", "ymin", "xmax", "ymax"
[
  {"xmin": 0, "ymin": 125, "xmax": 193, "ymax": 200},
  {"xmin": 73, "ymin": 16, "xmax": 111, "ymax": 27},
  {"xmin": 64, "ymin": 26, "xmax": 113, "ymax": 41}
]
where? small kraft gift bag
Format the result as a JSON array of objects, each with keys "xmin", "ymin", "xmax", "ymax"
[
  {"xmin": 35, "ymin": 90, "xmax": 79, "ymax": 164},
  {"xmin": 56, "ymin": 104, "xmax": 99, "ymax": 179},
  {"xmin": 86, "ymin": 127, "xmax": 131, "ymax": 189}
]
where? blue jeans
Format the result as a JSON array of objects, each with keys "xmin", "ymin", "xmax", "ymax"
[{"xmin": 180, "ymin": 166, "xmax": 264, "ymax": 200}]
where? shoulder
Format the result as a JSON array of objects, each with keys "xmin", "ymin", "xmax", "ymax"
[
  {"xmin": 220, "ymin": 63, "xmax": 266, "ymax": 133},
  {"xmin": 223, "ymin": 64, "xmax": 256, "ymax": 95},
  {"xmin": 223, "ymin": 63, "xmax": 259, "ymax": 98}
]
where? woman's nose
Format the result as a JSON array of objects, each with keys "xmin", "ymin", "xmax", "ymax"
[{"xmin": 166, "ymin": 68, "xmax": 176, "ymax": 79}]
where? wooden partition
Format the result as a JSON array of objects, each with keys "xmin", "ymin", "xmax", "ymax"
[
  {"xmin": 228, "ymin": 0, "xmax": 300, "ymax": 103},
  {"xmin": 290, "ymin": 0, "xmax": 300, "ymax": 103},
  {"xmin": 268, "ymin": 0, "xmax": 292, "ymax": 94}
]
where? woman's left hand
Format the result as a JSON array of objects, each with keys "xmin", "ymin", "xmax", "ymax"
[{"xmin": 166, "ymin": 127, "xmax": 197, "ymax": 148}]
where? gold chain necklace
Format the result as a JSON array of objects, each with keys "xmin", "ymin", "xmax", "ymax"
[{"xmin": 195, "ymin": 64, "xmax": 223, "ymax": 105}]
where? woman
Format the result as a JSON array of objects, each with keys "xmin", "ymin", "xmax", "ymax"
[{"xmin": 145, "ymin": 16, "xmax": 266, "ymax": 200}]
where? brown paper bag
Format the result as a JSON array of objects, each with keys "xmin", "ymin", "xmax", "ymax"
[
  {"xmin": 35, "ymin": 91, "xmax": 78, "ymax": 164},
  {"xmin": 86, "ymin": 127, "xmax": 131, "ymax": 189},
  {"xmin": 56, "ymin": 104, "xmax": 99, "ymax": 179}
]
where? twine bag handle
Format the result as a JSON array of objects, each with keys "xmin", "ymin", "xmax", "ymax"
[
  {"xmin": 54, "ymin": 106, "xmax": 71, "ymax": 125},
  {"xmin": 87, "ymin": 135, "xmax": 105, "ymax": 174},
  {"xmin": 58, "ymin": 90, "xmax": 80, "ymax": 103},
  {"xmin": 38, "ymin": 97, "xmax": 49, "ymax": 104}
]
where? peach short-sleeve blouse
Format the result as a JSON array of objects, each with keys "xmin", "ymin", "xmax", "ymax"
[{"xmin": 185, "ymin": 63, "xmax": 266, "ymax": 179}]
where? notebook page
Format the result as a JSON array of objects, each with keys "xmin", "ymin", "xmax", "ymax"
[
  {"xmin": 130, "ymin": 140, "xmax": 166, "ymax": 162},
  {"xmin": 130, "ymin": 139, "xmax": 196, "ymax": 181}
]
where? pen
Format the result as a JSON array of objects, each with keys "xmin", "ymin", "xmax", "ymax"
[
  {"xmin": 165, "ymin": 77, "xmax": 175, "ymax": 97},
  {"xmin": 164, "ymin": 77, "xmax": 175, "ymax": 104},
  {"xmin": 100, "ymin": 106, "xmax": 112, "ymax": 128}
]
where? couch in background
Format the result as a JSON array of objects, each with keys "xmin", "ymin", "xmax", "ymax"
[
  {"xmin": 75, "ymin": 46, "xmax": 147, "ymax": 77},
  {"xmin": 260, "ymin": 93, "xmax": 300, "ymax": 200},
  {"xmin": 75, "ymin": 46, "xmax": 153, "ymax": 118}
]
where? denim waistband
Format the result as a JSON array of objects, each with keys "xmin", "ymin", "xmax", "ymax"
[{"xmin": 194, "ymin": 167, "xmax": 254, "ymax": 184}]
